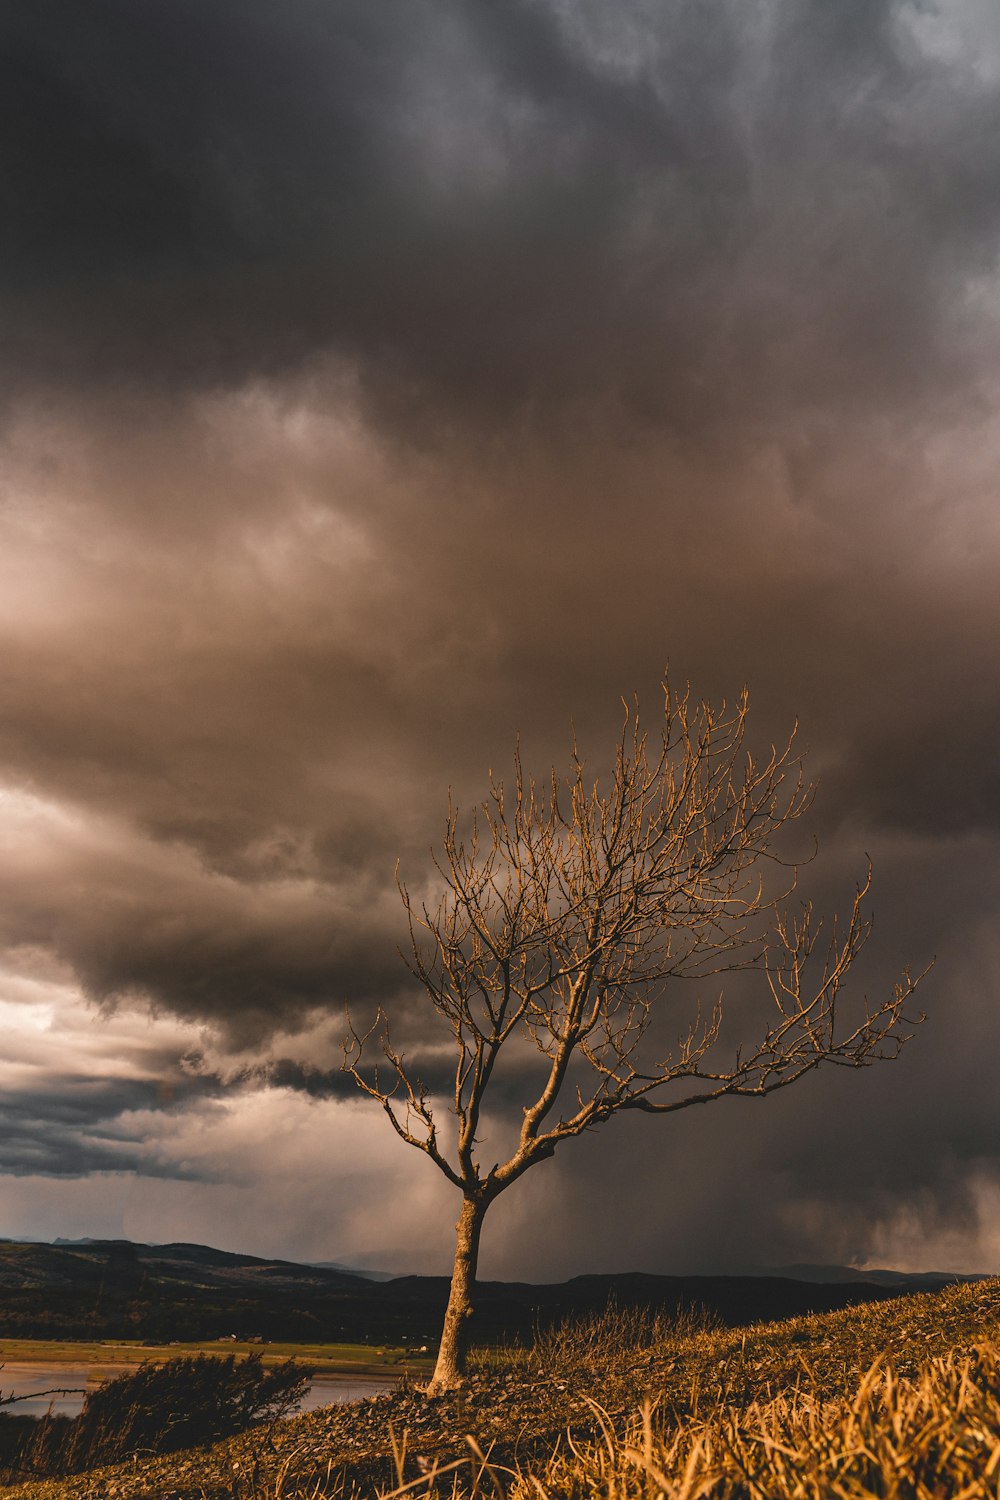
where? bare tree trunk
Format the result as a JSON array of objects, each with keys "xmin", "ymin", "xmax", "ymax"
[{"xmin": 426, "ymin": 1195, "xmax": 486, "ymax": 1393}]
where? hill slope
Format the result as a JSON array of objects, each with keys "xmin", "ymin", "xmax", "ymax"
[{"xmin": 5, "ymin": 1276, "xmax": 999, "ymax": 1499}]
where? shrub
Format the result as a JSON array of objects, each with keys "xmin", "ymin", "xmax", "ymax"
[{"xmin": 18, "ymin": 1353, "xmax": 313, "ymax": 1477}]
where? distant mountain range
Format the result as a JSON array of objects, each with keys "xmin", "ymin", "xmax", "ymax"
[
  {"xmin": 53, "ymin": 1240, "xmax": 398, "ymax": 1283},
  {"xmin": 305, "ymin": 1260, "xmax": 398, "ymax": 1282},
  {"xmin": 751, "ymin": 1263, "xmax": 989, "ymax": 1288},
  {"xmin": 0, "ymin": 1238, "xmax": 988, "ymax": 1344},
  {"xmin": 49, "ymin": 1242, "xmax": 986, "ymax": 1291}
]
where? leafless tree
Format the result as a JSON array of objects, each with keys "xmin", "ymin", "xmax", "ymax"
[{"xmin": 344, "ymin": 682, "xmax": 925, "ymax": 1393}]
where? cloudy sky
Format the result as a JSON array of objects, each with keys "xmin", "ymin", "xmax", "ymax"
[{"xmin": 1, "ymin": 0, "xmax": 999, "ymax": 1279}]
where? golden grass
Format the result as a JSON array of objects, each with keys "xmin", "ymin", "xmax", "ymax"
[
  {"xmin": 237, "ymin": 1337, "xmax": 1000, "ymax": 1500},
  {"xmin": 513, "ymin": 1344, "xmax": 1000, "ymax": 1499},
  {"xmin": 249, "ymin": 1282, "xmax": 1000, "ymax": 1500},
  {"xmin": 4, "ymin": 1280, "xmax": 1000, "ymax": 1499}
]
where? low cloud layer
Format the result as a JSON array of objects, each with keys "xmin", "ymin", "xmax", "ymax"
[{"xmin": 0, "ymin": 0, "xmax": 998, "ymax": 1275}]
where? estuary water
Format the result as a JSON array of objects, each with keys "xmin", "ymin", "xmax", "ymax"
[{"xmin": 0, "ymin": 1363, "xmax": 400, "ymax": 1418}]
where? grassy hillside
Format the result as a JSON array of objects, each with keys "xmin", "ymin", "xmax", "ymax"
[{"xmin": 3, "ymin": 1276, "xmax": 999, "ymax": 1498}]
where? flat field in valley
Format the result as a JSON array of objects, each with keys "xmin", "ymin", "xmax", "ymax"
[{"xmin": 0, "ymin": 1336, "xmax": 431, "ymax": 1374}]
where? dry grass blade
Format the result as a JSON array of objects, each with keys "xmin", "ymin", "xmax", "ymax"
[{"xmin": 506, "ymin": 1338, "xmax": 1000, "ymax": 1500}]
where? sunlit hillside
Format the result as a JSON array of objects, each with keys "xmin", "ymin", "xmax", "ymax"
[{"xmin": 4, "ymin": 1278, "xmax": 999, "ymax": 1499}]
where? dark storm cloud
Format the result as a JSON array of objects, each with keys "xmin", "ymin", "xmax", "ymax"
[
  {"xmin": 2, "ymin": 0, "xmax": 1000, "ymax": 1272},
  {"xmin": 5, "ymin": 0, "xmax": 1000, "ymax": 427},
  {"xmin": 2, "ymin": 0, "xmax": 408, "ymax": 388},
  {"xmin": 0, "ymin": 1066, "xmax": 227, "ymax": 1179},
  {"xmin": 0, "ymin": 792, "xmax": 409, "ymax": 1043},
  {"xmin": 265, "ymin": 1059, "xmax": 346, "ymax": 1100}
]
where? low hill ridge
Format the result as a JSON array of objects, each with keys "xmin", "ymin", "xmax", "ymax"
[{"xmin": 0, "ymin": 1238, "xmax": 984, "ymax": 1344}]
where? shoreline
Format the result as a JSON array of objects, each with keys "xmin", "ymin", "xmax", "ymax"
[{"xmin": 0, "ymin": 1357, "xmax": 409, "ymax": 1419}]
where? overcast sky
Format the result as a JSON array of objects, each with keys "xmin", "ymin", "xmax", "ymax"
[{"xmin": 1, "ymin": 0, "xmax": 999, "ymax": 1278}]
